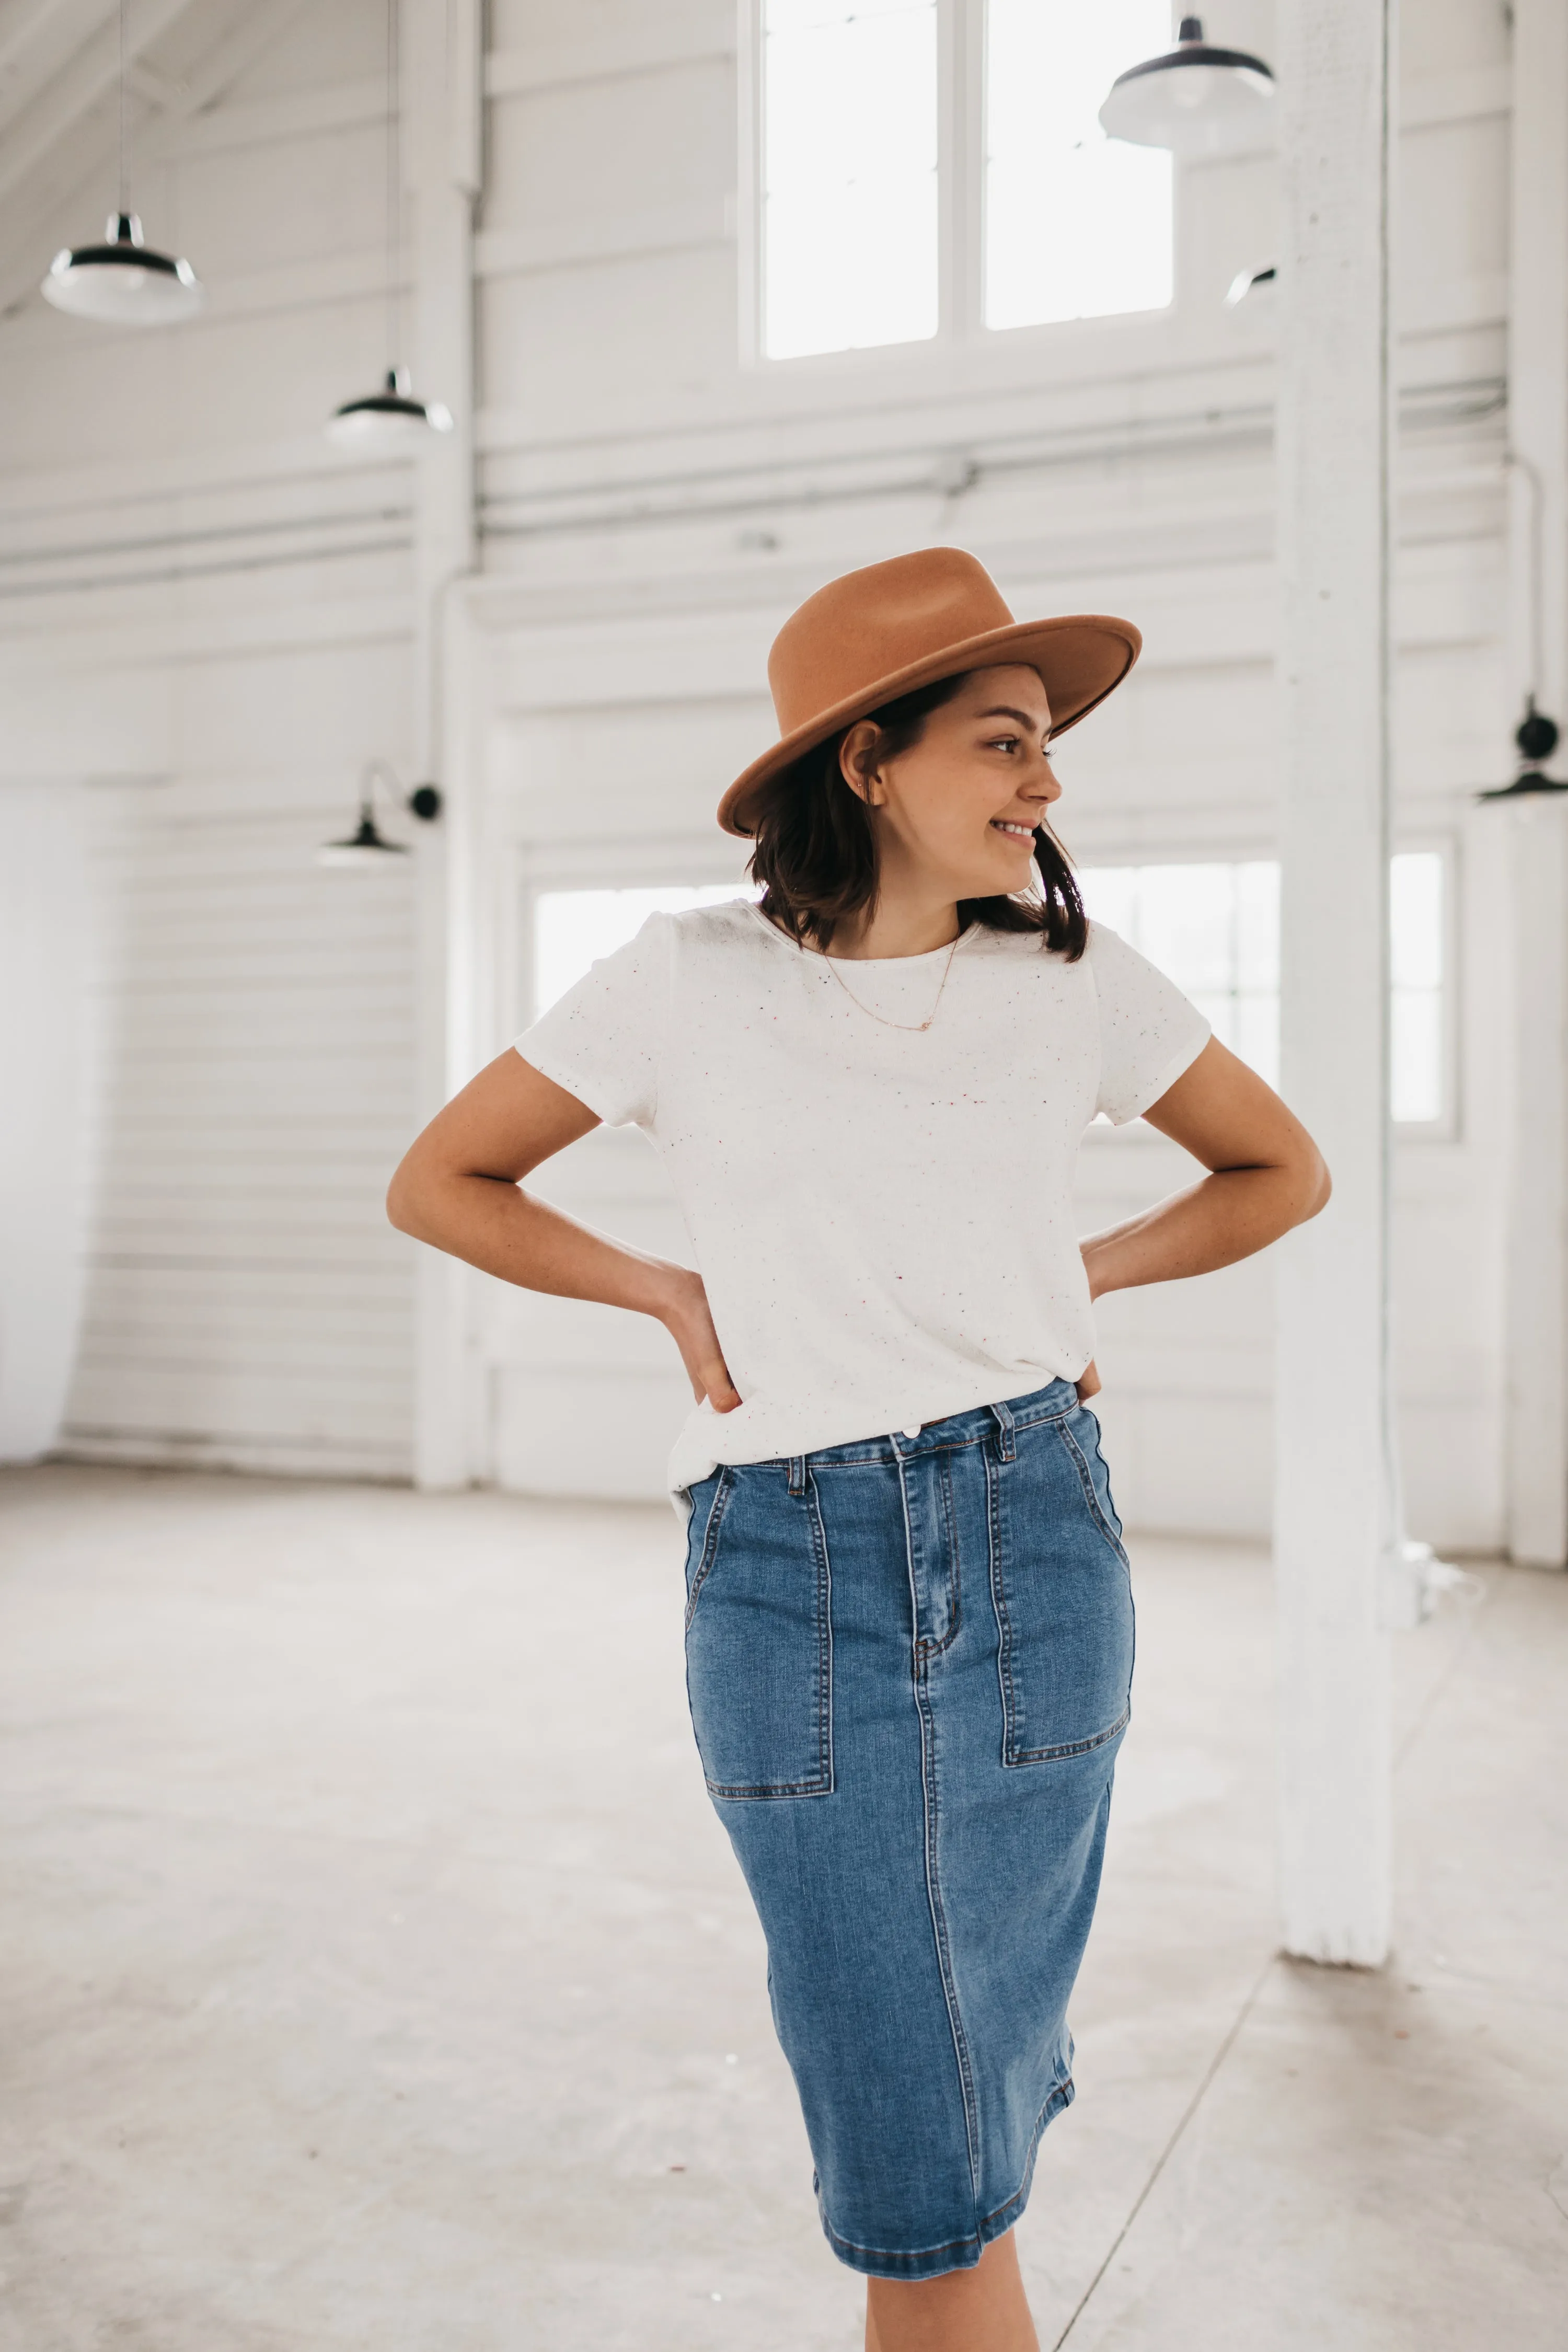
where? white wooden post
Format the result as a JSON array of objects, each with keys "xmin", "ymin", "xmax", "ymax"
[
  {"xmin": 1273, "ymin": 0, "xmax": 1398, "ymax": 1965},
  {"xmin": 406, "ymin": 0, "xmax": 481, "ymax": 1490},
  {"xmin": 1494, "ymin": 794, "xmax": 1568, "ymax": 1570},
  {"xmin": 1497, "ymin": 0, "xmax": 1568, "ymax": 1570}
]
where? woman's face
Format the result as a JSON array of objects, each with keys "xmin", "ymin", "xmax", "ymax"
[{"xmin": 840, "ymin": 664, "xmax": 1061, "ymax": 903}]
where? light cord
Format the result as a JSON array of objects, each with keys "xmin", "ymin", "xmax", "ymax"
[
  {"xmin": 385, "ymin": 0, "xmax": 399, "ymax": 374},
  {"xmin": 118, "ymin": 0, "xmax": 128, "ymax": 214}
]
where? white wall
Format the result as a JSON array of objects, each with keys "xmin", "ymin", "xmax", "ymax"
[
  {"xmin": 0, "ymin": 782, "xmax": 93, "ymax": 1462},
  {"xmin": 0, "ymin": 0, "xmax": 423, "ymax": 1479},
  {"xmin": 0, "ymin": 0, "xmax": 1539, "ymax": 1543}
]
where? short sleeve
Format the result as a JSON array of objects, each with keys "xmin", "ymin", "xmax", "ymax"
[
  {"xmin": 512, "ymin": 914, "xmax": 672, "ymax": 1129},
  {"xmin": 1088, "ymin": 922, "xmax": 1211, "ymax": 1125}
]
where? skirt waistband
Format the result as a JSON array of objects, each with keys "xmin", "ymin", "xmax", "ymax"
[{"xmin": 764, "ymin": 1378, "xmax": 1083, "ymax": 1487}]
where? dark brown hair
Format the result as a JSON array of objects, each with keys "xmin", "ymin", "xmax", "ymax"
[{"xmin": 745, "ymin": 671, "xmax": 1088, "ymax": 959}]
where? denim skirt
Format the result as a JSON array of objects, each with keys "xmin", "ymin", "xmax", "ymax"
[{"xmin": 679, "ymin": 1377, "xmax": 1133, "ymax": 2282}]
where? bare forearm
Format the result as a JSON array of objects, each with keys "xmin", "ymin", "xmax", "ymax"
[
  {"xmin": 385, "ymin": 1052, "xmax": 742, "ymax": 1410},
  {"xmin": 1082, "ymin": 1163, "xmax": 1320, "ymax": 1300},
  {"xmin": 390, "ymin": 1170, "xmax": 682, "ymax": 1320}
]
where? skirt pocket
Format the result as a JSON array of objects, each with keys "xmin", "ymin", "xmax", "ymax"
[
  {"xmin": 988, "ymin": 1413, "xmax": 1135, "ymax": 1766},
  {"xmin": 684, "ymin": 1464, "xmax": 834, "ymax": 1801}
]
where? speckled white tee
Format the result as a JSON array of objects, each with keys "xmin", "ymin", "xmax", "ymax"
[{"xmin": 514, "ymin": 901, "xmax": 1209, "ymax": 1497}]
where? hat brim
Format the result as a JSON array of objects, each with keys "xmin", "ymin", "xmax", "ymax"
[{"xmin": 717, "ymin": 611, "xmax": 1141, "ymax": 837}]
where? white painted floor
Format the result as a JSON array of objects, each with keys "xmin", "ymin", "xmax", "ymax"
[{"xmin": 0, "ymin": 1466, "xmax": 1563, "ymax": 2351}]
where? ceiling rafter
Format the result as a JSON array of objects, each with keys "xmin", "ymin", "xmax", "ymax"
[
  {"xmin": 0, "ymin": 0, "xmax": 312, "ymax": 321},
  {"xmin": 0, "ymin": 0, "xmax": 191, "ymax": 203},
  {"xmin": 0, "ymin": 0, "xmax": 112, "ymax": 140}
]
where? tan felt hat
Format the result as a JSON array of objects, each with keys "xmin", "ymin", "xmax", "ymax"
[{"xmin": 718, "ymin": 546, "xmax": 1141, "ymax": 837}]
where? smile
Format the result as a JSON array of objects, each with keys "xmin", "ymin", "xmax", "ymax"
[{"xmin": 990, "ymin": 820, "xmax": 1035, "ymax": 839}]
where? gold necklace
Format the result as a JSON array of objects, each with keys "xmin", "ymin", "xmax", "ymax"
[{"xmin": 821, "ymin": 931, "xmax": 962, "ymax": 1033}]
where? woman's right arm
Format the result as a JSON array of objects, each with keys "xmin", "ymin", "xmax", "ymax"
[{"xmin": 385, "ymin": 1049, "xmax": 742, "ymax": 1412}]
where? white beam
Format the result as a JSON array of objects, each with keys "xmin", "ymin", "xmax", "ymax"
[
  {"xmin": 1274, "ymin": 0, "xmax": 1398, "ymax": 1966},
  {"xmin": 0, "ymin": 0, "xmax": 190, "ymax": 203},
  {"xmin": 0, "ymin": 0, "xmax": 109, "ymax": 137},
  {"xmin": 144, "ymin": 73, "xmax": 384, "ymax": 162},
  {"xmin": 146, "ymin": 0, "xmax": 312, "ymax": 124},
  {"xmin": 406, "ymin": 0, "xmax": 481, "ymax": 1492},
  {"xmin": 482, "ymin": 8, "xmax": 732, "ymax": 100},
  {"xmin": 1498, "ymin": 0, "xmax": 1568, "ymax": 1569},
  {"xmin": 0, "ymin": 0, "xmax": 308, "ymax": 316}
]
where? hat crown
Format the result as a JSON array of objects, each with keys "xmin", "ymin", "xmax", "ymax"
[{"xmin": 767, "ymin": 548, "xmax": 1015, "ymax": 736}]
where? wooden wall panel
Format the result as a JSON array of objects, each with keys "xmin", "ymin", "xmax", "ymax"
[{"xmin": 59, "ymin": 791, "xmax": 419, "ymax": 1478}]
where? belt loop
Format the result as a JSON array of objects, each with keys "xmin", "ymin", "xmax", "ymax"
[
  {"xmin": 786, "ymin": 1455, "xmax": 808, "ymax": 1497},
  {"xmin": 989, "ymin": 1399, "xmax": 1016, "ymax": 1463}
]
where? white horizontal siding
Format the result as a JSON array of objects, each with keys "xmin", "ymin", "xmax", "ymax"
[{"xmin": 60, "ymin": 794, "xmax": 419, "ymax": 1479}]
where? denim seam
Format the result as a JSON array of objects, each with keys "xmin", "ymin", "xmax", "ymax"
[
  {"xmin": 895, "ymin": 1449, "xmax": 982, "ymax": 2210},
  {"xmin": 682, "ymin": 1467, "xmax": 735, "ymax": 1634},
  {"xmin": 987, "ymin": 1430, "xmax": 1132, "ymax": 1767},
  {"xmin": 1082, "ymin": 1409, "xmax": 1138, "ymax": 1697},
  {"xmin": 809, "ymin": 1470, "xmax": 836, "ymax": 1791},
  {"xmin": 984, "ymin": 1439, "xmax": 1019, "ymax": 1769},
  {"xmin": 700, "ymin": 1470, "xmax": 834, "ymax": 1802},
  {"xmin": 974, "ymin": 2069, "xmax": 1076, "ymax": 2233},
  {"xmin": 1056, "ymin": 1417, "xmax": 1132, "ymax": 1568},
  {"xmin": 917, "ymin": 1452, "xmax": 963, "ymax": 1659},
  {"xmin": 1008, "ymin": 1702, "xmax": 1132, "ymax": 1766},
  {"xmin": 816, "ymin": 2071, "xmax": 1074, "ymax": 2265}
]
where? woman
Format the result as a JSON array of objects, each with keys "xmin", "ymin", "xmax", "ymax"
[{"xmin": 387, "ymin": 548, "xmax": 1328, "ymax": 2352}]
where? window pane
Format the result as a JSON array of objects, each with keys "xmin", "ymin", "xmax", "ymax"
[
  {"xmin": 1233, "ymin": 990, "xmax": 1280, "ymax": 1092},
  {"xmin": 1135, "ymin": 863, "xmax": 1237, "ymax": 997},
  {"xmin": 1390, "ymin": 850, "xmax": 1443, "ymax": 990},
  {"xmin": 1189, "ymin": 988, "xmax": 1237, "ymax": 1054},
  {"xmin": 534, "ymin": 884, "xmax": 760, "ymax": 1017},
  {"xmin": 1078, "ymin": 851, "xmax": 1446, "ymax": 1124},
  {"xmin": 1235, "ymin": 860, "xmax": 1279, "ymax": 992},
  {"xmin": 1391, "ymin": 989, "xmax": 1443, "ymax": 1124},
  {"xmin": 763, "ymin": 0, "xmax": 938, "ymax": 359},
  {"xmin": 985, "ymin": 0, "xmax": 1173, "ymax": 330},
  {"xmin": 1078, "ymin": 859, "xmax": 1281, "ymax": 1093},
  {"xmin": 1388, "ymin": 851, "xmax": 1444, "ymax": 1122},
  {"xmin": 1075, "ymin": 864, "xmax": 1136, "ymax": 935}
]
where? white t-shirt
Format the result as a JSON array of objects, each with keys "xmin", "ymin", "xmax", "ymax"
[{"xmin": 514, "ymin": 901, "xmax": 1208, "ymax": 1496}]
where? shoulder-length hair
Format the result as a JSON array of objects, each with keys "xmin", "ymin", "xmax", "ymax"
[{"xmin": 744, "ymin": 670, "xmax": 1088, "ymax": 960}]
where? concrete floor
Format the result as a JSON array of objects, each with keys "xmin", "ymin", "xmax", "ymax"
[{"xmin": 0, "ymin": 1469, "xmax": 1563, "ymax": 2352}]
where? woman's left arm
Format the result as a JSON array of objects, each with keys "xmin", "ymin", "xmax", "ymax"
[{"xmin": 1081, "ymin": 1036, "xmax": 1331, "ymax": 1306}]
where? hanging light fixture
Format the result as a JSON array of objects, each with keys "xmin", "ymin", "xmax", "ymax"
[
  {"xmin": 42, "ymin": 0, "xmax": 203, "ymax": 324},
  {"xmin": 1099, "ymin": 15, "xmax": 1276, "ymax": 160},
  {"xmin": 1478, "ymin": 698, "xmax": 1568, "ymax": 800},
  {"xmin": 318, "ymin": 764, "xmax": 443, "ymax": 869},
  {"xmin": 1225, "ymin": 262, "xmax": 1276, "ymax": 307},
  {"xmin": 327, "ymin": 0, "xmax": 452, "ymax": 453},
  {"xmin": 1478, "ymin": 453, "xmax": 1568, "ymax": 797},
  {"xmin": 327, "ymin": 365, "xmax": 453, "ymax": 452}
]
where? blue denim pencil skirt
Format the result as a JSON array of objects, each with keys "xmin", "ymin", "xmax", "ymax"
[{"xmin": 679, "ymin": 1377, "xmax": 1133, "ymax": 2282}]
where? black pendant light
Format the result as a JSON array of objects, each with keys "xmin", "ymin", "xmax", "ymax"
[
  {"xmin": 1478, "ymin": 452, "xmax": 1568, "ymax": 797},
  {"xmin": 318, "ymin": 764, "xmax": 442, "ymax": 869},
  {"xmin": 1100, "ymin": 16, "xmax": 1276, "ymax": 160},
  {"xmin": 1478, "ymin": 698, "xmax": 1568, "ymax": 799},
  {"xmin": 327, "ymin": 0, "xmax": 452, "ymax": 452},
  {"xmin": 42, "ymin": 0, "xmax": 203, "ymax": 324},
  {"xmin": 1225, "ymin": 262, "xmax": 1276, "ymax": 307}
]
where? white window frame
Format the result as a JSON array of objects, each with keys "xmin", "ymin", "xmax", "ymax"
[
  {"xmin": 1389, "ymin": 833, "xmax": 1460, "ymax": 1145},
  {"xmin": 737, "ymin": 0, "xmax": 1177, "ymax": 374},
  {"xmin": 1071, "ymin": 837, "xmax": 1462, "ymax": 1148},
  {"xmin": 514, "ymin": 838, "xmax": 759, "ymax": 1032}
]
